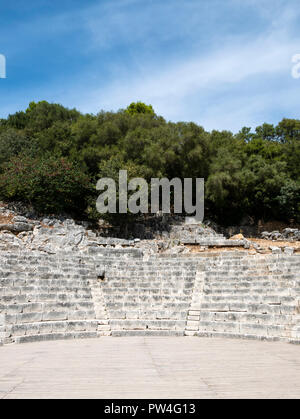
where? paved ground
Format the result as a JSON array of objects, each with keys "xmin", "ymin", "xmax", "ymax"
[{"xmin": 0, "ymin": 337, "xmax": 300, "ymax": 399}]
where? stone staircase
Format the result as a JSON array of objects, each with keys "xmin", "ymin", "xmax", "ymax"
[
  {"xmin": 90, "ymin": 277, "xmax": 111, "ymax": 336},
  {"xmin": 0, "ymin": 312, "xmax": 4, "ymax": 346},
  {"xmin": 184, "ymin": 269, "xmax": 205, "ymax": 335}
]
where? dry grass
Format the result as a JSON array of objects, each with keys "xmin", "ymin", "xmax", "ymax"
[{"xmin": 0, "ymin": 214, "xmax": 13, "ymax": 224}]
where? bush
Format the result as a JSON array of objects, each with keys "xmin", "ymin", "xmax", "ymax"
[{"xmin": 0, "ymin": 154, "xmax": 92, "ymax": 215}]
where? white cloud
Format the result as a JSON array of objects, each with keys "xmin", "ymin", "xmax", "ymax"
[
  {"xmin": 2, "ymin": 0, "xmax": 300, "ymax": 132},
  {"xmin": 71, "ymin": 28, "xmax": 300, "ymax": 131}
]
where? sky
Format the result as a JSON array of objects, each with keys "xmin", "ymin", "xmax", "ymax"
[{"xmin": 0, "ymin": 0, "xmax": 300, "ymax": 132}]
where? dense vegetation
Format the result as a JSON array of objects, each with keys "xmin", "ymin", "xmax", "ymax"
[{"xmin": 0, "ymin": 100, "xmax": 299, "ymax": 225}]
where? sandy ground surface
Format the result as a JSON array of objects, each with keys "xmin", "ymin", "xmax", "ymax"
[{"xmin": 0, "ymin": 337, "xmax": 300, "ymax": 399}]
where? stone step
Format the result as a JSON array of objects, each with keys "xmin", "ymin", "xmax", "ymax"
[
  {"xmin": 203, "ymin": 288, "xmax": 294, "ymax": 295},
  {"xmin": 0, "ymin": 301, "xmax": 94, "ymax": 313},
  {"xmin": 0, "ymin": 294, "xmax": 93, "ymax": 307},
  {"xmin": 4, "ymin": 309, "xmax": 96, "ymax": 324},
  {"xmin": 111, "ymin": 330, "xmax": 184, "ymax": 337},
  {"xmin": 109, "ymin": 319, "xmax": 186, "ymax": 331},
  {"xmin": 102, "ymin": 276, "xmax": 195, "ymax": 282},
  {"xmin": 0, "ymin": 285, "xmax": 93, "ymax": 293},
  {"xmin": 204, "ymin": 275, "xmax": 298, "ymax": 281},
  {"xmin": 108, "ymin": 310, "xmax": 187, "ymax": 320},
  {"xmin": 202, "ymin": 295, "xmax": 296, "ymax": 304},
  {"xmin": 0, "ymin": 278, "xmax": 94, "ymax": 287},
  {"xmin": 199, "ymin": 311, "xmax": 294, "ymax": 325},
  {"xmin": 6, "ymin": 319, "xmax": 99, "ymax": 338},
  {"xmin": 0, "ymin": 294, "xmax": 93, "ymax": 304},
  {"xmin": 101, "ymin": 288, "xmax": 193, "ymax": 296},
  {"xmin": 106, "ymin": 302, "xmax": 190, "ymax": 311},
  {"xmin": 102, "ymin": 285, "xmax": 194, "ymax": 291},
  {"xmin": 204, "ymin": 279, "xmax": 297, "ymax": 286},
  {"xmin": 203, "ymin": 262, "xmax": 299, "ymax": 269},
  {"xmin": 101, "ymin": 289, "xmax": 194, "ymax": 296},
  {"xmin": 102, "ymin": 296, "xmax": 191, "ymax": 304},
  {"xmin": 207, "ymin": 271, "xmax": 298, "ymax": 278},
  {"xmin": 198, "ymin": 320, "xmax": 293, "ymax": 338},
  {"xmin": 0, "ymin": 264, "xmax": 95, "ymax": 271},
  {"xmin": 196, "ymin": 331, "xmax": 285, "ymax": 342},
  {"xmin": 12, "ymin": 331, "xmax": 98, "ymax": 344},
  {"xmin": 199, "ymin": 303, "xmax": 297, "ymax": 314},
  {"xmin": 291, "ymin": 327, "xmax": 300, "ymax": 339}
]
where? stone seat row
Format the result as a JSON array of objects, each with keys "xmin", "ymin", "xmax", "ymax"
[
  {"xmin": 199, "ymin": 302, "xmax": 298, "ymax": 314},
  {"xmin": 2, "ymin": 319, "xmax": 98, "ymax": 341},
  {"xmin": 202, "ymin": 287, "xmax": 296, "ymax": 295},
  {"xmin": 203, "ymin": 294, "xmax": 297, "ymax": 303},
  {"xmin": 109, "ymin": 319, "xmax": 186, "ymax": 331},
  {"xmin": 106, "ymin": 310, "xmax": 187, "ymax": 320},
  {"xmin": 0, "ymin": 300, "xmax": 94, "ymax": 313},
  {"xmin": 3, "ymin": 308, "xmax": 96, "ymax": 326},
  {"xmin": 195, "ymin": 320, "xmax": 298, "ymax": 339}
]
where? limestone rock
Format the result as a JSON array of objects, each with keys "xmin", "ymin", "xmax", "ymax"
[
  {"xmin": 270, "ymin": 246, "xmax": 281, "ymax": 254},
  {"xmin": 230, "ymin": 234, "xmax": 244, "ymax": 240},
  {"xmin": 284, "ymin": 247, "xmax": 295, "ymax": 255}
]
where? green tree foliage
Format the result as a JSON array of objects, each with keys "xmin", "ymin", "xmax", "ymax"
[
  {"xmin": 0, "ymin": 128, "xmax": 36, "ymax": 167},
  {"xmin": 125, "ymin": 102, "xmax": 155, "ymax": 116},
  {"xmin": 0, "ymin": 100, "xmax": 298, "ymax": 224},
  {"xmin": 0, "ymin": 155, "xmax": 91, "ymax": 215},
  {"xmin": 276, "ymin": 180, "xmax": 300, "ymax": 221}
]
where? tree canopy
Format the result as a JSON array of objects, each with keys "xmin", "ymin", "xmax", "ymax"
[{"xmin": 0, "ymin": 100, "xmax": 299, "ymax": 225}]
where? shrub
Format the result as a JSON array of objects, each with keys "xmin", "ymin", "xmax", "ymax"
[{"xmin": 0, "ymin": 154, "xmax": 92, "ymax": 215}]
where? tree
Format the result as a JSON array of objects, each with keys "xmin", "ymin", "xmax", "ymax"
[
  {"xmin": 0, "ymin": 100, "xmax": 298, "ymax": 226},
  {"xmin": 125, "ymin": 102, "xmax": 155, "ymax": 116},
  {"xmin": 0, "ymin": 129, "xmax": 35, "ymax": 167},
  {"xmin": 0, "ymin": 154, "xmax": 91, "ymax": 215}
]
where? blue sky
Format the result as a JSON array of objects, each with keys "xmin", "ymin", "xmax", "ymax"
[{"xmin": 0, "ymin": 0, "xmax": 300, "ymax": 132}]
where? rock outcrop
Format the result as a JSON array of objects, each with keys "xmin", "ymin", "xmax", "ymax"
[{"xmin": 262, "ymin": 229, "xmax": 300, "ymax": 242}]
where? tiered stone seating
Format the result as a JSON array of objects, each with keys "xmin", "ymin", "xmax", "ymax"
[
  {"xmin": 194, "ymin": 254, "xmax": 300, "ymax": 342},
  {"xmin": 0, "ymin": 249, "xmax": 299, "ymax": 345},
  {"xmin": 0, "ymin": 252, "xmax": 100, "ymax": 344},
  {"xmin": 99, "ymin": 257, "xmax": 198, "ymax": 336}
]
